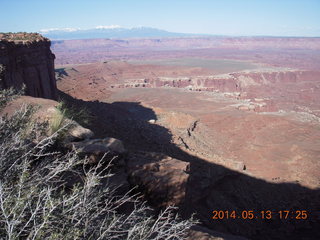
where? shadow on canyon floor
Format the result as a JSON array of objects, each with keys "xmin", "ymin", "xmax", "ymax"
[{"xmin": 58, "ymin": 90, "xmax": 320, "ymax": 240}]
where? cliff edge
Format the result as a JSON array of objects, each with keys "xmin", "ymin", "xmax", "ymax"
[{"xmin": 0, "ymin": 32, "xmax": 57, "ymax": 100}]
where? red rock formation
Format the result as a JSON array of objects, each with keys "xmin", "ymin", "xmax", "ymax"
[
  {"xmin": 127, "ymin": 152, "xmax": 190, "ymax": 207},
  {"xmin": 0, "ymin": 33, "xmax": 57, "ymax": 100}
]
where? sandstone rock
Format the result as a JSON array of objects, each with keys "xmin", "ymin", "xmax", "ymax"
[
  {"xmin": 127, "ymin": 152, "xmax": 189, "ymax": 207},
  {"xmin": 188, "ymin": 225, "xmax": 249, "ymax": 240},
  {"xmin": 148, "ymin": 119, "xmax": 156, "ymax": 124},
  {"xmin": 70, "ymin": 137, "xmax": 126, "ymax": 153},
  {"xmin": 67, "ymin": 122, "xmax": 94, "ymax": 141},
  {"xmin": 248, "ymin": 104, "xmax": 255, "ymax": 110},
  {"xmin": 1, "ymin": 96, "xmax": 58, "ymax": 118},
  {"xmin": 237, "ymin": 105, "xmax": 250, "ymax": 111},
  {"xmin": 68, "ymin": 137, "xmax": 126, "ymax": 164},
  {"xmin": 0, "ymin": 33, "xmax": 57, "ymax": 100}
]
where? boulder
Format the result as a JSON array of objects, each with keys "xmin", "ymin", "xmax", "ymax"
[
  {"xmin": 188, "ymin": 225, "xmax": 249, "ymax": 240},
  {"xmin": 65, "ymin": 121, "xmax": 94, "ymax": 141},
  {"xmin": 127, "ymin": 152, "xmax": 189, "ymax": 207},
  {"xmin": 68, "ymin": 137, "xmax": 126, "ymax": 164},
  {"xmin": 148, "ymin": 119, "xmax": 156, "ymax": 124}
]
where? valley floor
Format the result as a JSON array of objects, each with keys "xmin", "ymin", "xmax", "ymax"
[{"xmin": 55, "ymin": 40, "xmax": 320, "ymax": 239}]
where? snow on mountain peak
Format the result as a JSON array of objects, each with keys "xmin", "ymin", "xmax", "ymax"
[{"xmin": 95, "ymin": 25, "xmax": 122, "ymax": 30}]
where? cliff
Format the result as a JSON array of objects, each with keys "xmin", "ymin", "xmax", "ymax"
[{"xmin": 0, "ymin": 33, "xmax": 57, "ymax": 100}]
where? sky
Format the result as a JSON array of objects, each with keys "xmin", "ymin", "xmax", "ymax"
[{"xmin": 1, "ymin": 0, "xmax": 319, "ymax": 36}]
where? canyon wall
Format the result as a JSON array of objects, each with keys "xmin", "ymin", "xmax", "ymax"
[
  {"xmin": 111, "ymin": 69, "xmax": 320, "ymax": 93},
  {"xmin": 0, "ymin": 33, "xmax": 57, "ymax": 100}
]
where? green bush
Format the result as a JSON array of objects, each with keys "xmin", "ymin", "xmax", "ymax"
[{"xmin": 56, "ymin": 101, "xmax": 93, "ymax": 127}]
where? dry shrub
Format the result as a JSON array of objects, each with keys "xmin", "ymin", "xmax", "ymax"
[{"xmin": 0, "ymin": 95, "xmax": 195, "ymax": 240}]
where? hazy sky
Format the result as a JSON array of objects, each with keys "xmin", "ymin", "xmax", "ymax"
[{"xmin": 1, "ymin": 0, "xmax": 320, "ymax": 36}]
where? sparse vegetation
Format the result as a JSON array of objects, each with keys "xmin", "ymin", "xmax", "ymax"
[
  {"xmin": 49, "ymin": 101, "xmax": 93, "ymax": 135},
  {"xmin": 0, "ymin": 90, "xmax": 195, "ymax": 239},
  {"xmin": 0, "ymin": 86, "xmax": 24, "ymax": 111},
  {"xmin": 56, "ymin": 101, "xmax": 93, "ymax": 127},
  {"xmin": 49, "ymin": 105, "xmax": 66, "ymax": 134}
]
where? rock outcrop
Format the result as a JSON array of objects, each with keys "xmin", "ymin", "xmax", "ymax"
[
  {"xmin": 0, "ymin": 33, "xmax": 57, "ymax": 100},
  {"xmin": 127, "ymin": 151, "xmax": 189, "ymax": 207},
  {"xmin": 68, "ymin": 137, "xmax": 126, "ymax": 164}
]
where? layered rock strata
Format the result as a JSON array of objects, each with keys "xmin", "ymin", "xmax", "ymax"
[{"xmin": 0, "ymin": 33, "xmax": 57, "ymax": 100}]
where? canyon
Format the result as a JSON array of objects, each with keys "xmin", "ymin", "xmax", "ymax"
[
  {"xmin": 54, "ymin": 36, "xmax": 320, "ymax": 239},
  {"xmin": 1, "ymin": 34, "xmax": 319, "ymax": 239}
]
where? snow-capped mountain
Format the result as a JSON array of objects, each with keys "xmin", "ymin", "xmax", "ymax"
[{"xmin": 39, "ymin": 26, "xmax": 193, "ymax": 40}]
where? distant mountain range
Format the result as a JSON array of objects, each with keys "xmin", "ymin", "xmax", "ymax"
[{"xmin": 39, "ymin": 26, "xmax": 197, "ymax": 40}]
